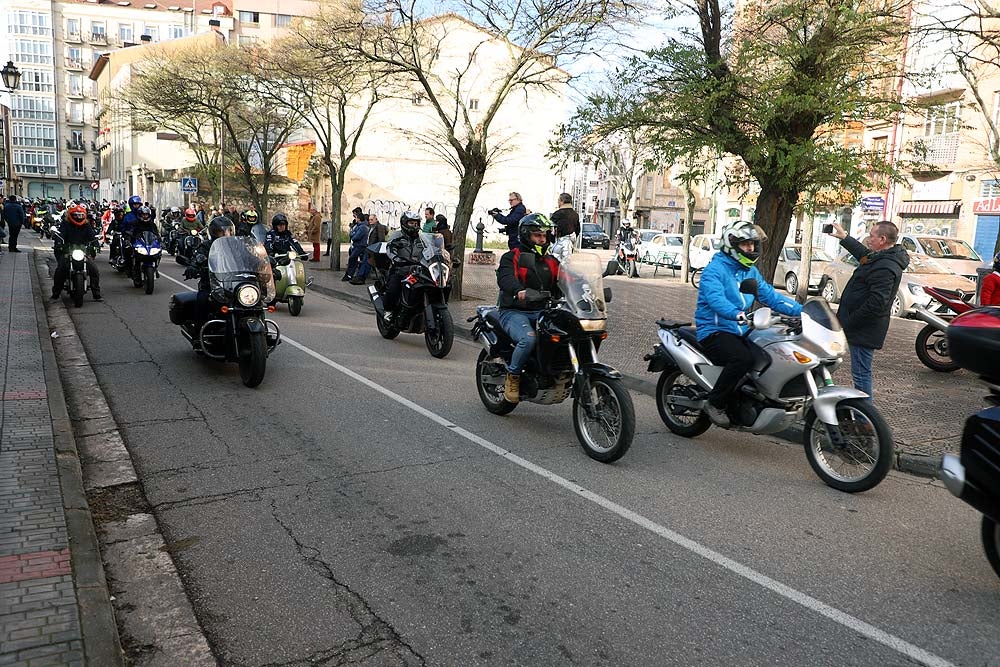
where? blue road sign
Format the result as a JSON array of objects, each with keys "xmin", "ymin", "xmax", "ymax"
[{"xmin": 181, "ymin": 177, "xmax": 198, "ymax": 193}]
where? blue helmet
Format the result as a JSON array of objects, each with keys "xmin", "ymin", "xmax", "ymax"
[{"xmin": 127, "ymin": 195, "xmax": 142, "ymax": 210}]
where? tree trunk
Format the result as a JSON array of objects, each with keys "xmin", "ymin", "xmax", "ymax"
[
  {"xmin": 752, "ymin": 183, "xmax": 799, "ymax": 282},
  {"xmin": 327, "ymin": 161, "xmax": 344, "ymax": 272},
  {"xmin": 451, "ymin": 163, "xmax": 487, "ymax": 302},
  {"xmin": 682, "ymin": 185, "xmax": 695, "ymax": 283}
]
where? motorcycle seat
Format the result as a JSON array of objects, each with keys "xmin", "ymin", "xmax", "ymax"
[
  {"xmin": 674, "ymin": 326, "xmax": 702, "ymax": 351},
  {"xmin": 657, "ymin": 319, "xmax": 693, "ymax": 330}
]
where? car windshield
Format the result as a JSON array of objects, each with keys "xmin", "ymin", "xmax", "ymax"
[
  {"xmin": 582, "ymin": 223, "xmax": 603, "ymax": 233},
  {"xmin": 906, "ymin": 254, "xmax": 950, "ymax": 274},
  {"xmin": 639, "ymin": 230, "xmax": 659, "ymax": 242},
  {"xmin": 785, "ymin": 247, "xmax": 833, "ymax": 261},
  {"xmin": 663, "ymin": 236, "xmax": 683, "ymax": 246},
  {"xmin": 918, "ymin": 238, "xmax": 981, "ymax": 261},
  {"xmin": 558, "ymin": 253, "xmax": 607, "ymax": 320}
]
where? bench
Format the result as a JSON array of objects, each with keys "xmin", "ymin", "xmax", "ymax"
[{"xmin": 648, "ymin": 251, "xmax": 680, "ymax": 277}]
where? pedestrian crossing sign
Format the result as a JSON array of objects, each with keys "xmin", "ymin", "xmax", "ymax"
[{"xmin": 181, "ymin": 177, "xmax": 198, "ymax": 193}]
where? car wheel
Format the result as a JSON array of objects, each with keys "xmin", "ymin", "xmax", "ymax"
[
  {"xmin": 603, "ymin": 242, "xmax": 610, "ymax": 250},
  {"xmin": 890, "ymin": 294, "xmax": 902, "ymax": 318},
  {"xmin": 820, "ymin": 279, "xmax": 838, "ymax": 303},
  {"xmin": 785, "ymin": 272, "xmax": 798, "ymax": 295}
]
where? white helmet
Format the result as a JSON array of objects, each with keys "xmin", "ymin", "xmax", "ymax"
[{"xmin": 722, "ymin": 220, "xmax": 767, "ymax": 268}]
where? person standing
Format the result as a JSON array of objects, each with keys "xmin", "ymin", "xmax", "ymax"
[
  {"xmin": 980, "ymin": 253, "xmax": 1000, "ymax": 306},
  {"xmin": 351, "ymin": 214, "xmax": 388, "ymax": 285},
  {"xmin": 550, "ymin": 193, "xmax": 580, "ymax": 241},
  {"xmin": 826, "ymin": 220, "xmax": 908, "ymax": 400},
  {"xmin": 342, "ymin": 208, "xmax": 367, "ymax": 281},
  {"xmin": 306, "ymin": 205, "xmax": 322, "ymax": 262},
  {"xmin": 3, "ymin": 195, "xmax": 26, "ymax": 252},
  {"xmin": 490, "ymin": 192, "xmax": 527, "ymax": 250},
  {"xmin": 434, "ymin": 214, "xmax": 454, "ymax": 250},
  {"xmin": 422, "ymin": 207, "xmax": 436, "ymax": 233}
]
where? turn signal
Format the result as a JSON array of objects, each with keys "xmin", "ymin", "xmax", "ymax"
[
  {"xmin": 220, "ymin": 306, "xmax": 229, "ymax": 314},
  {"xmin": 793, "ymin": 351, "xmax": 812, "ymax": 364},
  {"xmin": 600, "ymin": 332, "xmax": 608, "ymax": 340},
  {"xmin": 550, "ymin": 334, "xmax": 561, "ymax": 343}
]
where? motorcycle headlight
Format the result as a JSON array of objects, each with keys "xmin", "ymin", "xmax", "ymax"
[
  {"xmin": 579, "ymin": 319, "xmax": 607, "ymax": 332},
  {"xmin": 908, "ymin": 284, "xmax": 925, "ymax": 296},
  {"xmin": 149, "ymin": 246, "xmax": 162, "ymax": 254},
  {"xmin": 236, "ymin": 284, "xmax": 261, "ymax": 307},
  {"xmin": 428, "ymin": 262, "xmax": 450, "ymax": 286},
  {"xmin": 135, "ymin": 246, "xmax": 149, "ymax": 255},
  {"xmin": 71, "ymin": 249, "xmax": 86, "ymax": 262}
]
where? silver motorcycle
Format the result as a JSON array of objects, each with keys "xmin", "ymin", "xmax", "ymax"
[{"xmin": 645, "ymin": 279, "xmax": 893, "ymax": 493}]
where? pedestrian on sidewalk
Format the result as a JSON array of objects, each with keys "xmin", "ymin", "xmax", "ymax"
[
  {"xmin": 826, "ymin": 220, "xmax": 908, "ymax": 400},
  {"xmin": 550, "ymin": 192, "xmax": 580, "ymax": 243},
  {"xmin": 344, "ymin": 210, "xmax": 369, "ymax": 282},
  {"xmin": 351, "ymin": 214, "xmax": 388, "ymax": 285},
  {"xmin": 490, "ymin": 192, "xmax": 528, "ymax": 250},
  {"xmin": 980, "ymin": 253, "xmax": 1000, "ymax": 306},
  {"xmin": 306, "ymin": 204, "xmax": 322, "ymax": 262},
  {"xmin": 423, "ymin": 207, "xmax": 436, "ymax": 233},
  {"xmin": 3, "ymin": 194, "xmax": 26, "ymax": 252},
  {"xmin": 434, "ymin": 214, "xmax": 454, "ymax": 251},
  {"xmin": 342, "ymin": 208, "xmax": 366, "ymax": 281}
]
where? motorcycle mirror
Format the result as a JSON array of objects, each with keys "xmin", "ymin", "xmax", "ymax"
[
  {"xmin": 739, "ymin": 278, "xmax": 759, "ymax": 296},
  {"xmin": 752, "ymin": 307, "xmax": 773, "ymax": 329},
  {"xmin": 176, "ymin": 255, "xmax": 189, "ymax": 266},
  {"xmin": 603, "ymin": 260, "xmax": 618, "ymax": 278},
  {"xmin": 604, "ymin": 287, "xmax": 613, "ymax": 303},
  {"xmin": 49, "ymin": 226, "xmax": 59, "ymax": 234}
]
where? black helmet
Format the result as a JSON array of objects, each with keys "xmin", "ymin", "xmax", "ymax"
[
  {"xmin": 993, "ymin": 252, "xmax": 1000, "ymax": 273},
  {"xmin": 400, "ymin": 210, "xmax": 421, "ymax": 237},
  {"xmin": 137, "ymin": 205, "xmax": 152, "ymax": 222},
  {"xmin": 518, "ymin": 213, "xmax": 554, "ymax": 251},
  {"xmin": 208, "ymin": 215, "xmax": 234, "ymax": 239},
  {"xmin": 271, "ymin": 213, "xmax": 289, "ymax": 230}
]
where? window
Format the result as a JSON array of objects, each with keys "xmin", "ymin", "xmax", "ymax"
[
  {"xmin": 66, "ymin": 46, "xmax": 82, "ymax": 69},
  {"xmin": 274, "ymin": 14, "xmax": 291, "ymax": 27},
  {"xmin": 20, "ymin": 69, "xmax": 54, "ymax": 93},
  {"xmin": 11, "ymin": 123, "xmax": 56, "ymax": 148},
  {"xmin": 68, "ymin": 73, "xmax": 83, "ymax": 96},
  {"xmin": 66, "ymin": 18, "xmax": 80, "ymax": 37},
  {"xmin": 143, "ymin": 25, "xmax": 159, "ymax": 42},
  {"xmin": 10, "ymin": 96, "xmax": 55, "ymax": 121},
  {"xmin": 72, "ymin": 157, "xmax": 84, "ymax": 175},
  {"xmin": 982, "ymin": 180, "xmax": 1000, "ymax": 198},
  {"xmin": 13, "ymin": 39, "xmax": 53, "ymax": 65},
  {"xmin": 8, "ymin": 11, "xmax": 51, "ymax": 36},
  {"xmin": 238, "ymin": 11, "xmax": 260, "ymax": 24},
  {"xmin": 119, "ymin": 23, "xmax": 133, "ymax": 43},
  {"xmin": 924, "ymin": 102, "xmax": 961, "ymax": 136},
  {"xmin": 412, "ymin": 93, "xmax": 425, "ymax": 105},
  {"xmin": 469, "ymin": 98, "xmax": 479, "ymax": 111},
  {"xmin": 13, "ymin": 150, "xmax": 57, "ymax": 173},
  {"xmin": 71, "ymin": 130, "xmax": 84, "ymax": 148},
  {"xmin": 901, "ymin": 237, "xmax": 917, "ymax": 252},
  {"xmin": 167, "ymin": 24, "xmax": 185, "ymax": 39},
  {"xmin": 91, "ymin": 21, "xmax": 106, "ymax": 39},
  {"xmin": 68, "ymin": 102, "xmax": 84, "ymax": 123}
]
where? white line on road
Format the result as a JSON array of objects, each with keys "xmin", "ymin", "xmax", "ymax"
[{"xmin": 160, "ymin": 272, "xmax": 954, "ymax": 667}]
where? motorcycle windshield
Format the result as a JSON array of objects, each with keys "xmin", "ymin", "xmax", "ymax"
[
  {"xmin": 419, "ymin": 232, "xmax": 450, "ymax": 264},
  {"xmin": 250, "ymin": 222, "xmax": 268, "ymax": 245},
  {"xmin": 558, "ymin": 252, "xmax": 607, "ymax": 320},
  {"xmin": 135, "ymin": 231, "xmax": 160, "ymax": 248},
  {"xmin": 802, "ymin": 298, "xmax": 846, "ymax": 356},
  {"xmin": 208, "ymin": 236, "xmax": 276, "ymax": 304}
]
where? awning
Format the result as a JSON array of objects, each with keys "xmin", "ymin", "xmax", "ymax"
[{"xmin": 896, "ymin": 200, "xmax": 961, "ymax": 215}]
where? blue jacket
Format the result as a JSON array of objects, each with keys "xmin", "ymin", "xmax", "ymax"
[
  {"xmin": 349, "ymin": 222, "xmax": 369, "ymax": 247},
  {"xmin": 493, "ymin": 203, "xmax": 527, "ymax": 244},
  {"xmin": 2, "ymin": 200, "xmax": 25, "ymax": 228},
  {"xmin": 694, "ymin": 252, "xmax": 802, "ymax": 340}
]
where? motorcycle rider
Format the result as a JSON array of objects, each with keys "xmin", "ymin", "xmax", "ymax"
[
  {"xmin": 616, "ymin": 218, "xmax": 639, "ymax": 247},
  {"xmin": 695, "ymin": 221, "xmax": 802, "ymax": 427},
  {"xmin": 980, "ymin": 253, "xmax": 1000, "ymax": 307},
  {"xmin": 181, "ymin": 216, "xmax": 236, "ymax": 337},
  {"xmin": 50, "ymin": 203, "xmax": 102, "ymax": 302},
  {"xmin": 381, "ymin": 211, "xmax": 428, "ymax": 321},
  {"xmin": 263, "ymin": 213, "xmax": 305, "ymax": 258},
  {"xmin": 495, "ymin": 214, "xmax": 561, "ymax": 403},
  {"xmin": 181, "ymin": 207, "xmax": 201, "ymax": 233},
  {"xmin": 235, "ymin": 209, "xmax": 258, "ymax": 237}
]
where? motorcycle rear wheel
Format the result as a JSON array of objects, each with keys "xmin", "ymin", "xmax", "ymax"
[
  {"xmin": 573, "ymin": 376, "xmax": 634, "ymax": 463},
  {"xmin": 656, "ymin": 370, "xmax": 710, "ymax": 437},
  {"xmin": 914, "ymin": 324, "xmax": 959, "ymax": 372},
  {"xmin": 425, "ymin": 308, "xmax": 454, "ymax": 358},
  {"xmin": 475, "ymin": 349, "xmax": 516, "ymax": 415},
  {"xmin": 71, "ymin": 273, "xmax": 85, "ymax": 308},
  {"xmin": 288, "ymin": 296, "xmax": 303, "ymax": 316},
  {"xmin": 143, "ymin": 265, "xmax": 156, "ymax": 295},
  {"xmin": 803, "ymin": 399, "xmax": 893, "ymax": 493},
  {"xmin": 983, "ymin": 516, "xmax": 1000, "ymax": 579},
  {"xmin": 239, "ymin": 331, "xmax": 267, "ymax": 388}
]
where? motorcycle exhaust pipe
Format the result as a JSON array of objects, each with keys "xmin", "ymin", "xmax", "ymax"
[{"xmin": 911, "ymin": 306, "xmax": 949, "ymax": 331}]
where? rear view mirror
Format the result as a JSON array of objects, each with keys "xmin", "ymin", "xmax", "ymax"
[
  {"xmin": 739, "ymin": 278, "xmax": 759, "ymax": 296},
  {"xmin": 175, "ymin": 255, "xmax": 189, "ymax": 266},
  {"xmin": 603, "ymin": 260, "xmax": 618, "ymax": 277}
]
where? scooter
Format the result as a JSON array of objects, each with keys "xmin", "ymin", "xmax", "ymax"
[
  {"xmin": 911, "ymin": 286, "xmax": 975, "ymax": 372},
  {"xmin": 271, "ymin": 249, "xmax": 312, "ymax": 316},
  {"xmin": 645, "ymin": 278, "xmax": 894, "ymax": 493},
  {"xmin": 940, "ymin": 308, "xmax": 1000, "ymax": 579}
]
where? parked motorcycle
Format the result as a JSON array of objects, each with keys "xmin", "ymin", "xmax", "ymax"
[
  {"xmin": 128, "ymin": 231, "xmax": 162, "ymax": 294},
  {"xmin": 471, "ymin": 240, "xmax": 634, "ymax": 463},
  {"xmin": 50, "ymin": 226, "xmax": 96, "ymax": 308},
  {"xmin": 271, "ymin": 249, "xmax": 312, "ymax": 316},
  {"xmin": 617, "ymin": 234, "xmax": 640, "ymax": 278},
  {"xmin": 367, "ymin": 232, "xmax": 455, "ymax": 358},
  {"xmin": 646, "ymin": 279, "xmax": 893, "ymax": 492},
  {"xmin": 911, "ymin": 286, "xmax": 975, "ymax": 372},
  {"xmin": 170, "ymin": 236, "xmax": 281, "ymax": 388},
  {"xmin": 941, "ymin": 308, "xmax": 1000, "ymax": 579}
]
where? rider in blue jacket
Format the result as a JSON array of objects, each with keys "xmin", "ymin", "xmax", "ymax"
[{"xmin": 694, "ymin": 221, "xmax": 802, "ymax": 427}]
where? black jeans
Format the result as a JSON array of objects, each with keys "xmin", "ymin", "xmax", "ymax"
[
  {"xmin": 8, "ymin": 222, "xmax": 21, "ymax": 250},
  {"xmin": 383, "ymin": 267, "xmax": 408, "ymax": 311},
  {"xmin": 52, "ymin": 254, "xmax": 101, "ymax": 296},
  {"xmin": 701, "ymin": 332, "xmax": 756, "ymax": 408}
]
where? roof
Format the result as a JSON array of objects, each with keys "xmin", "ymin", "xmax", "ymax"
[
  {"xmin": 62, "ymin": 0, "xmax": 232, "ymax": 16},
  {"xmin": 88, "ymin": 29, "xmax": 224, "ymax": 80}
]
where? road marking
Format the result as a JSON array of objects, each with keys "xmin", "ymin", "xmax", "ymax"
[{"xmin": 160, "ymin": 273, "xmax": 953, "ymax": 667}]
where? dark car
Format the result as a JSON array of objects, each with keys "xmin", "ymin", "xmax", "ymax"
[{"xmin": 580, "ymin": 222, "xmax": 610, "ymax": 249}]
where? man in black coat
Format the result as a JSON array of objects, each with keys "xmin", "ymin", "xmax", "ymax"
[
  {"xmin": 827, "ymin": 220, "xmax": 908, "ymax": 400},
  {"xmin": 550, "ymin": 192, "xmax": 580, "ymax": 240},
  {"xmin": 2, "ymin": 195, "xmax": 26, "ymax": 252},
  {"xmin": 490, "ymin": 192, "xmax": 528, "ymax": 250}
]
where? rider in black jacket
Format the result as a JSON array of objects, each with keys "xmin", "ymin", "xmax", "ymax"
[
  {"xmin": 263, "ymin": 213, "xmax": 305, "ymax": 257},
  {"xmin": 179, "ymin": 216, "xmax": 235, "ymax": 334},
  {"xmin": 51, "ymin": 203, "xmax": 102, "ymax": 301},
  {"xmin": 382, "ymin": 211, "xmax": 426, "ymax": 319}
]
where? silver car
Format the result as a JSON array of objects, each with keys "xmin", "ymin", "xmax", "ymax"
[
  {"xmin": 774, "ymin": 245, "xmax": 834, "ymax": 295},
  {"xmin": 820, "ymin": 252, "xmax": 977, "ymax": 318},
  {"xmin": 899, "ymin": 234, "xmax": 988, "ymax": 283}
]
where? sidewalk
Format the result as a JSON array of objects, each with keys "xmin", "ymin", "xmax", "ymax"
[
  {"xmin": 0, "ymin": 250, "xmax": 120, "ymax": 666},
  {"xmin": 306, "ymin": 253, "xmax": 979, "ymax": 472}
]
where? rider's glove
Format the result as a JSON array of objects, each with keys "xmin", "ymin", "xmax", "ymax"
[
  {"xmin": 736, "ymin": 312, "xmax": 749, "ymax": 326},
  {"xmin": 183, "ymin": 266, "xmax": 199, "ymax": 279}
]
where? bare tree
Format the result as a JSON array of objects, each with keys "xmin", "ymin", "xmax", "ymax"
[{"xmin": 318, "ymin": 0, "xmax": 641, "ymax": 298}]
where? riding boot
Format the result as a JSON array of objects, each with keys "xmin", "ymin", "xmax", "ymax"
[{"xmin": 504, "ymin": 373, "xmax": 521, "ymax": 404}]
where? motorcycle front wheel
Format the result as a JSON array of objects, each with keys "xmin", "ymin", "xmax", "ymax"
[
  {"xmin": 573, "ymin": 376, "xmax": 634, "ymax": 463},
  {"xmin": 239, "ymin": 331, "xmax": 267, "ymax": 388},
  {"xmin": 143, "ymin": 265, "xmax": 156, "ymax": 294},
  {"xmin": 983, "ymin": 516, "xmax": 1000, "ymax": 579},
  {"xmin": 656, "ymin": 370, "xmax": 710, "ymax": 437},
  {"xmin": 288, "ymin": 296, "xmax": 303, "ymax": 316},
  {"xmin": 803, "ymin": 399, "xmax": 893, "ymax": 493},
  {"xmin": 375, "ymin": 309, "xmax": 399, "ymax": 339},
  {"xmin": 628, "ymin": 259, "xmax": 639, "ymax": 278},
  {"xmin": 425, "ymin": 308, "xmax": 454, "ymax": 358},
  {"xmin": 914, "ymin": 324, "xmax": 959, "ymax": 372},
  {"xmin": 71, "ymin": 273, "xmax": 85, "ymax": 308},
  {"xmin": 475, "ymin": 349, "xmax": 516, "ymax": 415}
]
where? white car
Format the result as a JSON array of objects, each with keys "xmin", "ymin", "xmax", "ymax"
[
  {"xmin": 899, "ymin": 234, "xmax": 987, "ymax": 283},
  {"xmin": 689, "ymin": 233, "xmax": 722, "ymax": 269},
  {"xmin": 637, "ymin": 232, "xmax": 684, "ymax": 267}
]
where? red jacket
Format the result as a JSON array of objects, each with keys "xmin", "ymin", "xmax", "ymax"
[{"xmin": 981, "ymin": 271, "xmax": 1000, "ymax": 306}]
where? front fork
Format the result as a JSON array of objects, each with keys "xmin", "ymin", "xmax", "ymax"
[
  {"xmin": 570, "ymin": 340, "xmax": 601, "ymax": 419},
  {"xmin": 806, "ymin": 366, "xmax": 848, "ymax": 447}
]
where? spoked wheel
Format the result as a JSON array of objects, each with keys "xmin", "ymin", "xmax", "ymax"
[
  {"xmin": 239, "ymin": 331, "xmax": 267, "ymax": 388},
  {"xmin": 983, "ymin": 516, "xmax": 1000, "ymax": 579},
  {"xmin": 914, "ymin": 325, "xmax": 959, "ymax": 372},
  {"xmin": 890, "ymin": 295, "xmax": 902, "ymax": 318},
  {"xmin": 425, "ymin": 308, "xmax": 454, "ymax": 358},
  {"xmin": 803, "ymin": 399, "xmax": 893, "ymax": 493},
  {"xmin": 690, "ymin": 269, "xmax": 701, "ymax": 289},
  {"xmin": 572, "ymin": 376, "xmax": 634, "ymax": 463},
  {"xmin": 288, "ymin": 296, "xmax": 303, "ymax": 316},
  {"xmin": 656, "ymin": 370, "xmax": 710, "ymax": 437},
  {"xmin": 71, "ymin": 273, "xmax": 86, "ymax": 308},
  {"xmin": 143, "ymin": 265, "xmax": 156, "ymax": 294},
  {"xmin": 475, "ymin": 349, "xmax": 516, "ymax": 415}
]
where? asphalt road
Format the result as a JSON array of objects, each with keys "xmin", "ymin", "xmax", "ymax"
[{"xmin": 55, "ymin": 252, "xmax": 1000, "ymax": 666}]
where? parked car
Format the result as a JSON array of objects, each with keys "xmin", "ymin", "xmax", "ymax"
[
  {"xmin": 899, "ymin": 234, "xmax": 987, "ymax": 283},
  {"xmin": 637, "ymin": 232, "xmax": 683, "ymax": 267},
  {"xmin": 689, "ymin": 233, "xmax": 721, "ymax": 270},
  {"xmin": 821, "ymin": 252, "xmax": 977, "ymax": 318},
  {"xmin": 774, "ymin": 245, "xmax": 834, "ymax": 295},
  {"xmin": 580, "ymin": 222, "xmax": 610, "ymax": 249}
]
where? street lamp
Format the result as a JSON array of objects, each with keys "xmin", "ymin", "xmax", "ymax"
[{"xmin": 1, "ymin": 61, "xmax": 21, "ymax": 93}]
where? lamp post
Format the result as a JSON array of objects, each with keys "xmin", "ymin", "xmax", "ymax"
[
  {"xmin": 1, "ymin": 62, "xmax": 21, "ymax": 93},
  {"xmin": 1, "ymin": 62, "xmax": 20, "ymax": 199}
]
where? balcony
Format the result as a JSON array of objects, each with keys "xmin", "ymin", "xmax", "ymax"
[
  {"xmin": 67, "ymin": 140, "xmax": 86, "ymax": 152},
  {"xmin": 90, "ymin": 32, "xmax": 108, "ymax": 45},
  {"xmin": 65, "ymin": 31, "xmax": 82, "ymax": 43},
  {"xmin": 65, "ymin": 58, "xmax": 83, "ymax": 71},
  {"xmin": 912, "ymin": 134, "xmax": 959, "ymax": 165},
  {"xmin": 66, "ymin": 117, "xmax": 86, "ymax": 127},
  {"xmin": 67, "ymin": 87, "xmax": 84, "ymax": 99}
]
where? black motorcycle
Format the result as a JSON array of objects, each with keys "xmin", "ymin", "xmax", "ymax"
[
  {"xmin": 471, "ymin": 241, "xmax": 635, "ymax": 463},
  {"xmin": 50, "ymin": 226, "xmax": 97, "ymax": 308},
  {"xmin": 170, "ymin": 236, "xmax": 281, "ymax": 388},
  {"xmin": 941, "ymin": 308, "xmax": 1000, "ymax": 579},
  {"xmin": 367, "ymin": 232, "xmax": 455, "ymax": 359},
  {"xmin": 175, "ymin": 227, "xmax": 206, "ymax": 265}
]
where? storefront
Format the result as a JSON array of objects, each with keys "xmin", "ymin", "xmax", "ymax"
[
  {"xmin": 972, "ymin": 197, "xmax": 1000, "ymax": 262},
  {"xmin": 895, "ymin": 200, "xmax": 961, "ymax": 238}
]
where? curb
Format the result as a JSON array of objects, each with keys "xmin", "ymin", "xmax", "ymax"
[
  {"xmin": 311, "ymin": 281, "xmax": 941, "ymax": 480},
  {"xmin": 30, "ymin": 253, "xmax": 125, "ymax": 667}
]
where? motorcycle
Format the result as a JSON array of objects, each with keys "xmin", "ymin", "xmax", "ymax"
[
  {"xmin": 911, "ymin": 286, "xmax": 975, "ymax": 372},
  {"xmin": 170, "ymin": 236, "xmax": 281, "ymax": 388},
  {"xmin": 129, "ymin": 231, "xmax": 163, "ymax": 294},
  {"xmin": 50, "ymin": 226, "xmax": 95, "ymax": 308},
  {"xmin": 471, "ymin": 239, "xmax": 635, "ymax": 463},
  {"xmin": 646, "ymin": 279, "xmax": 893, "ymax": 492},
  {"xmin": 108, "ymin": 230, "xmax": 127, "ymax": 272},
  {"xmin": 175, "ymin": 227, "xmax": 206, "ymax": 265},
  {"xmin": 940, "ymin": 308, "xmax": 1000, "ymax": 579},
  {"xmin": 617, "ymin": 233, "xmax": 640, "ymax": 278},
  {"xmin": 366, "ymin": 232, "xmax": 455, "ymax": 359}
]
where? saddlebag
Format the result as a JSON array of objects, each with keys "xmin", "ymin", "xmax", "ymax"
[{"xmin": 169, "ymin": 292, "xmax": 197, "ymax": 325}]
